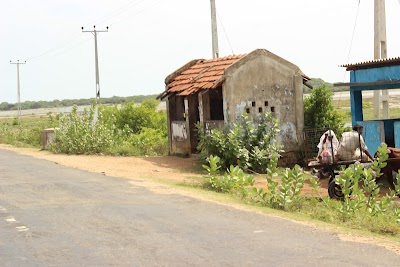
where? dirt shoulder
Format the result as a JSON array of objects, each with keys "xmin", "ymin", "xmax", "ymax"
[
  {"xmin": 0, "ymin": 144, "xmax": 202, "ymax": 184},
  {"xmin": 0, "ymin": 144, "xmax": 329, "ymax": 196}
]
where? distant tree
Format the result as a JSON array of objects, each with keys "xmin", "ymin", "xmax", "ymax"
[
  {"xmin": 141, "ymin": 99, "xmax": 159, "ymax": 109},
  {"xmin": 0, "ymin": 94, "xmax": 160, "ymax": 111},
  {"xmin": 304, "ymin": 84, "xmax": 345, "ymax": 134}
]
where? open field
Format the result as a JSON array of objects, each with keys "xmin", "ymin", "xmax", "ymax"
[
  {"xmin": 0, "ymin": 102, "xmax": 167, "ymax": 118},
  {"xmin": 304, "ymin": 89, "xmax": 400, "ymax": 124}
]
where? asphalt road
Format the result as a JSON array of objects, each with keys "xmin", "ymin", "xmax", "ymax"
[{"xmin": 0, "ymin": 149, "xmax": 399, "ymax": 266}]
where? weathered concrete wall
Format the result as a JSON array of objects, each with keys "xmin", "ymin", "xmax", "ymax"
[{"xmin": 222, "ymin": 49, "xmax": 304, "ymax": 160}]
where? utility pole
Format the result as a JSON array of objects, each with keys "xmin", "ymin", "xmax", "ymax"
[
  {"xmin": 374, "ymin": 0, "xmax": 389, "ymax": 119},
  {"xmin": 10, "ymin": 60, "xmax": 26, "ymax": 124},
  {"xmin": 82, "ymin": 25, "xmax": 108, "ymax": 104},
  {"xmin": 210, "ymin": 0, "xmax": 219, "ymax": 59}
]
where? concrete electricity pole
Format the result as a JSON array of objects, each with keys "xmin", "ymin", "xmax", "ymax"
[
  {"xmin": 210, "ymin": 0, "xmax": 219, "ymax": 59},
  {"xmin": 82, "ymin": 25, "xmax": 108, "ymax": 104},
  {"xmin": 10, "ymin": 60, "xmax": 26, "ymax": 124},
  {"xmin": 374, "ymin": 0, "xmax": 388, "ymax": 119}
]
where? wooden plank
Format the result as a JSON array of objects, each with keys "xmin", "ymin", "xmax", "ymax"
[{"xmin": 308, "ymin": 160, "xmax": 363, "ymax": 168}]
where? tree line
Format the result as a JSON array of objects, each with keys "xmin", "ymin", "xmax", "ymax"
[{"xmin": 0, "ymin": 94, "xmax": 161, "ymax": 111}]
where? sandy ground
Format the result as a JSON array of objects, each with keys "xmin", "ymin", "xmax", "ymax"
[
  {"xmin": 0, "ymin": 144, "xmax": 331, "ymax": 196},
  {"xmin": 0, "ymin": 144, "xmax": 201, "ymax": 185}
]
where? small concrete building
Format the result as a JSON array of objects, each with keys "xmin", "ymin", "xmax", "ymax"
[{"xmin": 158, "ymin": 49, "xmax": 310, "ymax": 162}]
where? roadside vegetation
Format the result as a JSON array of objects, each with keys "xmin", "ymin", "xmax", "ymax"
[
  {"xmin": 200, "ymin": 150, "xmax": 400, "ymax": 236},
  {"xmin": 0, "ymin": 99, "xmax": 168, "ymax": 156},
  {"xmin": 195, "ymin": 85, "xmax": 400, "ymax": 237},
  {"xmin": 199, "ymin": 126, "xmax": 400, "ymax": 237}
]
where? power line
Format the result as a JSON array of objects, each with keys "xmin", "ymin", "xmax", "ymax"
[
  {"xmin": 337, "ymin": 0, "xmax": 361, "ymax": 108},
  {"xmin": 216, "ymin": 10, "xmax": 235, "ymax": 55},
  {"xmin": 344, "ymin": 0, "xmax": 361, "ymax": 75},
  {"xmin": 108, "ymin": 0, "xmax": 163, "ymax": 27},
  {"xmin": 24, "ymin": 0, "xmax": 151, "ymax": 63},
  {"xmin": 94, "ymin": 0, "xmax": 147, "ymax": 26},
  {"xmin": 27, "ymin": 36, "xmax": 92, "ymax": 63}
]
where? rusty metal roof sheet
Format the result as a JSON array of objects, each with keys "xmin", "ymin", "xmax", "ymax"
[
  {"xmin": 166, "ymin": 54, "xmax": 246, "ymax": 95},
  {"xmin": 341, "ymin": 57, "xmax": 400, "ymax": 70}
]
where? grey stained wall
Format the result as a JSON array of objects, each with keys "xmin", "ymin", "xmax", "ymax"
[{"xmin": 222, "ymin": 49, "xmax": 304, "ymax": 157}]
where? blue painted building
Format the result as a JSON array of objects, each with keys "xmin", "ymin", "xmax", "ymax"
[{"xmin": 338, "ymin": 58, "xmax": 400, "ymax": 155}]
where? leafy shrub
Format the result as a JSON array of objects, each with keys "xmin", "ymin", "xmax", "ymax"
[
  {"xmin": 50, "ymin": 105, "xmax": 120, "ymax": 154},
  {"xmin": 101, "ymin": 99, "xmax": 167, "ymax": 135},
  {"xmin": 254, "ymin": 165, "xmax": 314, "ymax": 211},
  {"xmin": 197, "ymin": 112, "xmax": 281, "ymax": 174},
  {"xmin": 203, "ymin": 155, "xmax": 254, "ymax": 193},
  {"xmin": 110, "ymin": 127, "xmax": 168, "ymax": 156},
  {"xmin": 99, "ymin": 99, "xmax": 168, "ymax": 156},
  {"xmin": 304, "ymin": 84, "xmax": 345, "ymax": 135},
  {"xmin": 331, "ymin": 144, "xmax": 400, "ymax": 221},
  {"xmin": 0, "ymin": 116, "xmax": 58, "ymax": 147}
]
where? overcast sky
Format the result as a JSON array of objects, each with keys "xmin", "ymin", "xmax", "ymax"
[{"xmin": 2, "ymin": 0, "xmax": 400, "ymax": 103}]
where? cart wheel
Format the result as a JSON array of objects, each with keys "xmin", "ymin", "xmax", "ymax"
[
  {"xmin": 318, "ymin": 170, "xmax": 331, "ymax": 180},
  {"xmin": 328, "ymin": 180, "xmax": 344, "ymax": 201}
]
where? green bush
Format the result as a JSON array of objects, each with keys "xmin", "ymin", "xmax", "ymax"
[
  {"xmin": 197, "ymin": 112, "xmax": 281, "ymax": 174},
  {"xmin": 203, "ymin": 155, "xmax": 254, "ymax": 193},
  {"xmin": 0, "ymin": 116, "xmax": 58, "ymax": 147},
  {"xmin": 50, "ymin": 105, "xmax": 120, "ymax": 154},
  {"xmin": 253, "ymin": 165, "xmax": 315, "ymax": 211},
  {"xmin": 101, "ymin": 100, "xmax": 168, "ymax": 156},
  {"xmin": 304, "ymin": 84, "xmax": 345, "ymax": 135},
  {"xmin": 109, "ymin": 127, "xmax": 168, "ymax": 156},
  {"xmin": 50, "ymin": 100, "xmax": 168, "ymax": 156},
  {"xmin": 330, "ymin": 144, "xmax": 400, "ymax": 222},
  {"xmin": 101, "ymin": 99, "xmax": 167, "ymax": 135}
]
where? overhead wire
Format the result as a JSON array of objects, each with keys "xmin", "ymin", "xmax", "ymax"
[
  {"xmin": 26, "ymin": 35, "xmax": 88, "ymax": 62},
  {"xmin": 216, "ymin": 10, "xmax": 235, "ymax": 55},
  {"xmin": 35, "ymin": 36, "xmax": 93, "ymax": 62},
  {"xmin": 91, "ymin": 0, "xmax": 148, "ymax": 26},
  {"xmin": 108, "ymin": 0, "xmax": 163, "ymax": 27},
  {"xmin": 24, "ymin": 0, "xmax": 154, "ymax": 63},
  {"xmin": 337, "ymin": 0, "xmax": 361, "ymax": 108},
  {"xmin": 344, "ymin": 0, "xmax": 361, "ymax": 79}
]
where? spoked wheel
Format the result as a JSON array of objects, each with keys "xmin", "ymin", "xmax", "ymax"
[
  {"xmin": 328, "ymin": 180, "xmax": 344, "ymax": 201},
  {"xmin": 317, "ymin": 170, "xmax": 331, "ymax": 180}
]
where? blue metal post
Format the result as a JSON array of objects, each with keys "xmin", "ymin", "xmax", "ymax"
[{"xmin": 350, "ymin": 71, "xmax": 363, "ymax": 126}]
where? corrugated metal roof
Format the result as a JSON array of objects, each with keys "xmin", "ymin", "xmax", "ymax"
[
  {"xmin": 341, "ymin": 57, "xmax": 400, "ymax": 70},
  {"xmin": 166, "ymin": 54, "xmax": 246, "ymax": 96}
]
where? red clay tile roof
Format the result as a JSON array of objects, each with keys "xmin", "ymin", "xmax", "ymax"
[{"xmin": 166, "ymin": 54, "xmax": 246, "ymax": 96}]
